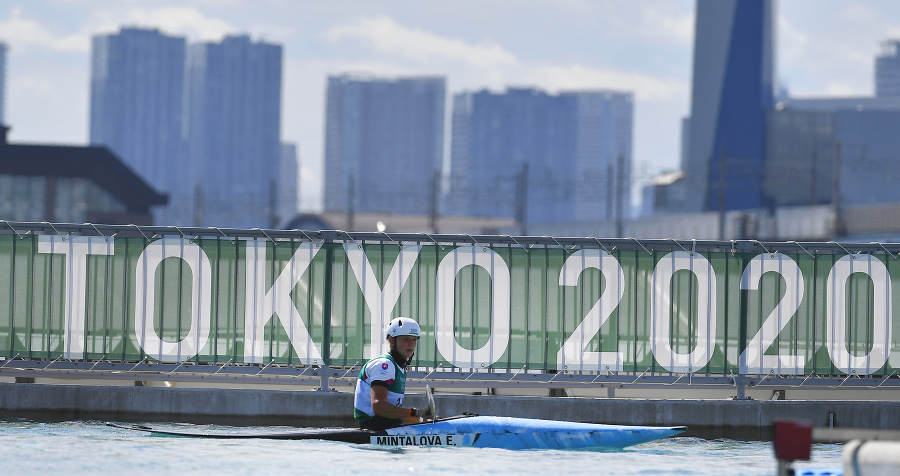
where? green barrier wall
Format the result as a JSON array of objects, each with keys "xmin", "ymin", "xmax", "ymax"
[{"xmin": 1, "ymin": 231, "xmax": 897, "ymax": 376}]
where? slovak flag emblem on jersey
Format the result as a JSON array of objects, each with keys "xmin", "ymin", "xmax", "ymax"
[{"xmin": 382, "ymin": 363, "xmax": 389, "ymax": 370}]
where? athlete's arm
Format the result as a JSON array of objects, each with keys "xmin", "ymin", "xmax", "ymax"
[{"xmin": 371, "ymin": 383, "xmax": 424, "ymax": 424}]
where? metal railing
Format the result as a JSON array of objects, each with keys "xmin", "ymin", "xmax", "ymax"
[{"xmin": 2, "ymin": 220, "xmax": 899, "ymax": 395}]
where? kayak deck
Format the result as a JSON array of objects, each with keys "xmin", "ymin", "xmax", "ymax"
[
  {"xmin": 108, "ymin": 416, "xmax": 686, "ymax": 450},
  {"xmin": 387, "ymin": 416, "xmax": 686, "ymax": 450}
]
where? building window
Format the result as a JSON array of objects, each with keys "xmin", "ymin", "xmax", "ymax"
[
  {"xmin": 54, "ymin": 178, "xmax": 127, "ymax": 223},
  {"xmin": 0, "ymin": 175, "xmax": 127, "ymax": 223},
  {"xmin": 0, "ymin": 175, "xmax": 45, "ymax": 221}
]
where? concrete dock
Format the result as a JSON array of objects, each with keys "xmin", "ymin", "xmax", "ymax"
[{"xmin": 2, "ymin": 382, "xmax": 897, "ymax": 440}]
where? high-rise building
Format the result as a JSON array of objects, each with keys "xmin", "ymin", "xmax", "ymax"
[
  {"xmin": 89, "ymin": 27, "xmax": 186, "ymax": 224},
  {"xmin": 323, "ymin": 74, "xmax": 446, "ymax": 217},
  {"xmin": 448, "ymin": 88, "xmax": 632, "ymax": 228},
  {"xmin": 1, "ymin": 42, "xmax": 7, "ymax": 125},
  {"xmin": 278, "ymin": 142, "xmax": 299, "ymax": 226},
  {"xmin": 185, "ymin": 35, "xmax": 283, "ymax": 228},
  {"xmin": 876, "ymin": 40, "xmax": 900, "ymax": 98},
  {"xmin": 682, "ymin": 0, "xmax": 774, "ymax": 212},
  {"xmin": 764, "ymin": 108, "xmax": 835, "ymax": 208},
  {"xmin": 769, "ymin": 97, "xmax": 900, "ymax": 209}
]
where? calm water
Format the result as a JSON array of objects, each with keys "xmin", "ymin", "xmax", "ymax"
[{"xmin": 0, "ymin": 420, "xmax": 843, "ymax": 475}]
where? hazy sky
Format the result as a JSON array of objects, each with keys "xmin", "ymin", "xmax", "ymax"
[{"xmin": 2, "ymin": 1, "xmax": 900, "ymax": 211}]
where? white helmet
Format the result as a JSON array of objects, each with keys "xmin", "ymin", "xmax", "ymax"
[{"xmin": 385, "ymin": 317, "xmax": 421, "ymax": 339}]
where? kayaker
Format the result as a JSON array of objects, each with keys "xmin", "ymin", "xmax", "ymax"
[{"xmin": 354, "ymin": 316, "xmax": 432, "ymax": 429}]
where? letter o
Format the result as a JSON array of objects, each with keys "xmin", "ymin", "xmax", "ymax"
[
  {"xmin": 435, "ymin": 247, "xmax": 511, "ymax": 368},
  {"xmin": 134, "ymin": 238, "xmax": 211, "ymax": 361}
]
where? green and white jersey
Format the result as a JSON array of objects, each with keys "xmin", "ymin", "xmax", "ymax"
[{"xmin": 354, "ymin": 353, "xmax": 406, "ymax": 422}]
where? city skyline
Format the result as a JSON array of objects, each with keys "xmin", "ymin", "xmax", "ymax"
[
  {"xmin": 88, "ymin": 27, "xmax": 288, "ymax": 228},
  {"xmin": 2, "ymin": 1, "xmax": 900, "ymax": 212}
]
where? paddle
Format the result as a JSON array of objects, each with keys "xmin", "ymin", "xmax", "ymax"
[
  {"xmin": 426, "ymin": 384, "xmax": 438, "ymax": 422},
  {"xmin": 422, "ymin": 385, "xmax": 480, "ymax": 423}
]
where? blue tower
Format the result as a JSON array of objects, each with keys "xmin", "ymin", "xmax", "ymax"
[{"xmin": 682, "ymin": 0, "xmax": 774, "ymax": 212}]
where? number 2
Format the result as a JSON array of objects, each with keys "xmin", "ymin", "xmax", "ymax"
[
  {"xmin": 739, "ymin": 253, "xmax": 805, "ymax": 375},
  {"xmin": 556, "ymin": 250, "xmax": 625, "ymax": 371}
]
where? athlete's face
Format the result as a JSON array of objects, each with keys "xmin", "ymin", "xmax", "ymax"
[{"xmin": 392, "ymin": 335, "xmax": 418, "ymax": 360}]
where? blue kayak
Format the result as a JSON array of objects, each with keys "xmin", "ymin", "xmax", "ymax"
[
  {"xmin": 108, "ymin": 416, "xmax": 686, "ymax": 450},
  {"xmin": 381, "ymin": 415, "xmax": 686, "ymax": 450}
]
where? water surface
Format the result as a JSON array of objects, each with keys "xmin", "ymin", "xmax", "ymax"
[{"xmin": 0, "ymin": 420, "xmax": 843, "ymax": 475}]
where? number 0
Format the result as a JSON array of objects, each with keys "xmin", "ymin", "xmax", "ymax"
[
  {"xmin": 826, "ymin": 255, "xmax": 892, "ymax": 375},
  {"xmin": 650, "ymin": 251, "xmax": 717, "ymax": 373}
]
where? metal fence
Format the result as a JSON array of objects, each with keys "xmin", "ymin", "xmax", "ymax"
[{"xmin": 1, "ymin": 220, "xmax": 899, "ymax": 393}]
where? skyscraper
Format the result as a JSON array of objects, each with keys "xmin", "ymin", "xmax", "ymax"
[
  {"xmin": 682, "ymin": 0, "xmax": 774, "ymax": 212},
  {"xmin": 876, "ymin": 40, "xmax": 900, "ymax": 98},
  {"xmin": 448, "ymin": 88, "xmax": 632, "ymax": 228},
  {"xmin": 89, "ymin": 28, "xmax": 186, "ymax": 224},
  {"xmin": 323, "ymin": 74, "xmax": 446, "ymax": 216},
  {"xmin": 0, "ymin": 42, "xmax": 7, "ymax": 125},
  {"xmin": 278, "ymin": 142, "xmax": 299, "ymax": 226},
  {"xmin": 185, "ymin": 35, "xmax": 283, "ymax": 228}
]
